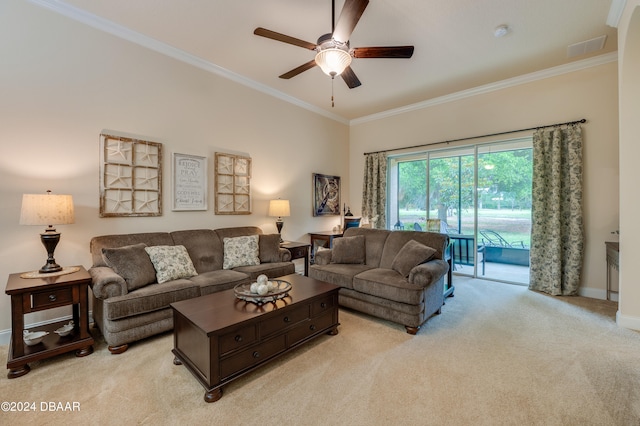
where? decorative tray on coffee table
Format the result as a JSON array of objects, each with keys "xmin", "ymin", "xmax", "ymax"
[{"xmin": 234, "ymin": 280, "xmax": 292, "ymax": 305}]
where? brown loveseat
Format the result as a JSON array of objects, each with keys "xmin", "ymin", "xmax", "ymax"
[
  {"xmin": 89, "ymin": 226, "xmax": 295, "ymax": 353},
  {"xmin": 309, "ymin": 227, "xmax": 449, "ymax": 334}
]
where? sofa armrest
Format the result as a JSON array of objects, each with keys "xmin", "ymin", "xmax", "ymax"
[
  {"xmin": 278, "ymin": 247, "xmax": 292, "ymax": 262},
  {"xmin": 88, "ymin": 266, "xmax": 128, "ymax": 300},
  {"xmin": 314, "ymin": 249, "xmax": 332, "ymax": 265},
  {"xmin": 408, "ymin": 259, "xmax": 449, "ymax": 288}
]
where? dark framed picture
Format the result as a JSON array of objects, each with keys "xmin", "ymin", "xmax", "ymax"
[{"xmin": 313, "ymin": 173, "xmax": 340, "ymax": 216}]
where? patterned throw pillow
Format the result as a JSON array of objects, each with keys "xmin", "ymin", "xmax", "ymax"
[
  {"xmin": 223, "ymin": 235, "xmax": 260, "ymax": 269},
  {"xmin": 144, "ymin": 245, "xmax": 198, "ymax": 284}
]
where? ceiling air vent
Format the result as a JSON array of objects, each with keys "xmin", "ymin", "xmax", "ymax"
[{"xmin": 567, "ymin": 35, "xmax": 607, "ymax": 58}]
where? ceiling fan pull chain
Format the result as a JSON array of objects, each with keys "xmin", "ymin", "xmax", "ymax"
[{"xmin": 331, "ymin": 75, "xmax": 335, "ymax": 107}]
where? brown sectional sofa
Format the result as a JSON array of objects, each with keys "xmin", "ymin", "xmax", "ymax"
[
  {"xmin": 89, "ymin": 226, "xmax": 295, "ymax": 353},
  {"xmin": 309, "ymin": 227, "xmax": 449, "ymax": 334}
]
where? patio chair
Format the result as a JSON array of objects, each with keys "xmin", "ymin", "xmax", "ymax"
[
  {"xmin": 479, "ymin": 229, "xmax": 525, "ymax": 248},
  {"xmin": 393, "ymin": 221, "xmax": 404, "ymax": 230},
  {"xmin": 413, "ymin": 222, "xmax": 422, "ymax": 231}
]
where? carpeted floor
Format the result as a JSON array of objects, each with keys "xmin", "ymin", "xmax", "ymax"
[{"xmin": 1, "ymin": 277, "xmax": 639, "ymax": 425}]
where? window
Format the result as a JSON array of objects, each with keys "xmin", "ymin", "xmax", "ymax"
[{"xmin": 388, "ymin": 138, "xmax": 532, "ymax": 284}]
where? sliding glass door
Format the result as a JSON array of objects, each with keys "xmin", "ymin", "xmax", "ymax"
[{"xmin": 389, "ymin": 138, "xmax": 532, "ymax": 284}]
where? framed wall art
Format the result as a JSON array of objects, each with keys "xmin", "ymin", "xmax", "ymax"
[
  {"xmin": 313, "ymin": 173, "xmax": 340, "ymax": 216},
  {"xmin": 214, "ymin": 152, "xmax": 252, "ymax": 215},
  {"xmin": 99, "ymin": 133, "xmax": 162, "ymax": 217},
  {"xmin": 172, "ymin": 153, "xmax": 207, "ymax": 211}
]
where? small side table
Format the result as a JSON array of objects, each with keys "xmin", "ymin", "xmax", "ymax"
[
  {"xmin": 309, "ymin": 231, "xmax": 343, "ymax": 263},
  {"xmin": 281, "ymin": 241, "xmax": 310, "ymax": 276},
  {"xmin": 5, "ymin": 265, "xmax": 94, "ymax": 379}
]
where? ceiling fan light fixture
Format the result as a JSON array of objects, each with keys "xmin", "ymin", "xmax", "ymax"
[{"xmin": 315, "ymin": 47, "xmax": 352, "ymax": 77}]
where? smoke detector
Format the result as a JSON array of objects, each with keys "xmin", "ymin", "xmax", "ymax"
[{"xmin": 494, "ymin": 25, "xmax": 510, "ymax": 38}]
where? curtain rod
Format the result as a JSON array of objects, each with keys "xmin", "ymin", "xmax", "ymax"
[{"xmin": 363, "ymin": 118, "xmax": 586, "ymax": 156}]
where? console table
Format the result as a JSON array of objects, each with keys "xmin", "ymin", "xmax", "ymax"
[
  {"xmin": 605, "ymin": 241, "xmax": 619, "ymax": 301},
  {"xmin": 5, "ymin": 266, "xmax": 94, "ymax": 378}
]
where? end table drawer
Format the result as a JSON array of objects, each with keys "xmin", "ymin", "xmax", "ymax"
[
  {"xmin": 32, "ymin": 287, "xmax": 74, "ymax": 310},
  {"xmin": 288, "ymin": 246, "xmax": 307, "ymax": 259}
]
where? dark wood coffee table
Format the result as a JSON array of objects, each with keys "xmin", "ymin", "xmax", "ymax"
[{"xmin": 170, "ymin": 274, "xmax": 340, "ymax": 402}]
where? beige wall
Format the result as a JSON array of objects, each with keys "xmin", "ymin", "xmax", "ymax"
[
  {"xmin": 349, "ymin": 61, "xmax": 619, "ymax": 300},
  {"xmin": 0, "ymin": 1, "xmax": 349, "ymax": 334},
  {"xmin": 618, "ymin": 1, "xmax": 640, "ymax": 330}
]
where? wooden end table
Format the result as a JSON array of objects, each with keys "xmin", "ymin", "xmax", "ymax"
[
  {"xmin": 280, "ymin": 241, "xmax": 310, "ymax": 276},
  {"xmin": 5, "ymin": 265, "xmax": 94, "ymax": 379},
  {"xmin": 309, "ymin": 231, "xmax": 343, "ymax": 263}
]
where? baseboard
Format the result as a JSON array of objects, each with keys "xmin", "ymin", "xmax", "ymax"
[
  {"xmin": 578, "ymin": 286, "xmax": 618, "ymax": 302},
  {"xmin": 616, "ymin": 311, "xmax": 640, "ymax": 331},
  {"xmin": 0, "ymin": 312, "xmax": 94, "ymax": 346}
]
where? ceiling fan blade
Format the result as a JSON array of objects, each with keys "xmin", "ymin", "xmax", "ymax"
[
  {"xmin": 341, "ymin": 66, "xmax": 362, "ymax": 89},
  {"xmin": 352, "ymin": 46, "xmax": 415, "ymax": 59},
  {"xmin": 332, "ymin": 0, "xmax": 369, "ymax": 43},
  {"xmin": 279, "ymin": 60, "xmax": 318, "ymax": 79},
  {"xmin": 254, "ymin": 27, "xmax": 317, "ymax": 50}
]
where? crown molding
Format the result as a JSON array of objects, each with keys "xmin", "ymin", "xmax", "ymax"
[
  {"xmin": 607, "ymin": 0, "xmax": 627, "ymax": 27},
  {"xmin": 28, "ymin": 0, "xmax": 618, "ymax": 128},
  {"xmin": 28, "ymin": 0, "xmax": 349, "ymax": 125},
  {"xmin": 350, "ymin": 52, "xmax": 618, "ymax": 126}
]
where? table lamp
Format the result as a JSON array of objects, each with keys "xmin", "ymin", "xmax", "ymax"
[
  {"xmin": 268, "ymin": 199, "xmax": 290, "ymax": 242},
  {"xmin": 20, "ymin": 190, "xmax": 75, "ymax": 273}
]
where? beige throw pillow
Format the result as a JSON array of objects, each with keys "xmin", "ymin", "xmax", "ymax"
[
  {"xmin": 391, "ymin": 240, "xmax": 437, "ymax": 277},
  {"xmin": 102, "ymin": 243, "xmax": 157, "ymax": 291},
  {"xmin": 331, "ymin": 235, "xmax": 366, "ymax": 264},
  {"xmin": 259, "ymin": 234, "xmax": 281, "ymax": 263}
]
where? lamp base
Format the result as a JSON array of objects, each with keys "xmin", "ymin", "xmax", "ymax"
[
  {"xmin": 275, "ymin": 219, "xmax": 284, "ymax": 243},
  {"xmin": 39, "ymin": 230, "xmax": 62, "ymax": 274}
]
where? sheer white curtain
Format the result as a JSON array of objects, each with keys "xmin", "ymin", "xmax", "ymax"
[
  {"xmin": 529, "ymin": 124, "xmax": 584, "ymax": 295},
  {"xmin": 362, "ymin": 152, "xmax": 387, "ymax": 229}
]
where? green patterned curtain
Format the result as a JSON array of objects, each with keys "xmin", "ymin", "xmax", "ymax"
[
  {"xmin": 529, "ymin": 124, "xmax": 584, "ymax": 295},
  {"xmin": 362, "ymin": 152, "xmax": 387, "ymax": 229}
]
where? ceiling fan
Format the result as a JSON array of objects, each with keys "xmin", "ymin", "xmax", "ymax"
[{"xmin": 253, "ymin": 0, "xmax": 414, "ymax": 90}]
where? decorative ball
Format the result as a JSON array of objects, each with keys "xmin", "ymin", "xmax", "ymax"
[
  {"xmin": 266, "ymin": 281, "xmax": 275, "ymax": 291},
  {"xmin": 257, "ymin": 274, "xmax": 268, "ymax": 285},
  {"xmin": 257, "ymin": 284, "xmax": 269, "ymax": 296},
  {"xmin": 250, "ymin": 283, "xmax": 259, "ymax": 293}
]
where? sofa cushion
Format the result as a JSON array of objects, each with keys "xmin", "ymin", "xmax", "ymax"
[
  {"xmin": 259, "ymin": 234, "xmax": 281, "ymax": 263},
  {"xmin": 309, "ymin": 263, "xmax": 374, "ymax": 289},
  {"xmin": 352, "ymin": 268, "xmax": 425, "ymax": 305},
  {"xmin": 102, "ymin": 279, "xmax": 200, "ymax": 320},
  {"xmin": 223, "ymin": 235, "xmax": 260, "ymax": 269},
  {"xmin": 188, "ymin": 269, "xmax": 250, "ymax": 295},
  {"xmin": 331, "ymin": 235, "xmax": 366, "ymax": 264},
  {"xmin": 170, "ymin": 229, "xmax": 223, "ymax": 273},
  {"xmin": 145, "ymin": 245, "xmax": 198, "ymax": 284},
  {"xmin": 391, "ymin": 240, "xmax": 437, "ymax": 277},
  {"xmin": 101, "ymin": 243, "xmax": 157, "ymax": 291},
  {"xmin": 234, "ymin": 262, "xmax": 296, "ymax": 280}
]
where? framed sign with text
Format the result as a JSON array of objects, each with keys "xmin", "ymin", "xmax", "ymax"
[{"xmin": 172, "ymin": 153, "xmax": 207, "ymax": 211}]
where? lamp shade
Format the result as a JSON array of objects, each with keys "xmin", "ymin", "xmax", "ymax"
[
  {"xmin": 20, "ymin": 193, "xmax": 75, "ymax": 226},
  {"xmin": 268, "ymin": 199, "xmax": 290, "ymax": 218},
  {"xmin": 315, "ymin": 48, "xmax": 352, "ymax": 77}
]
